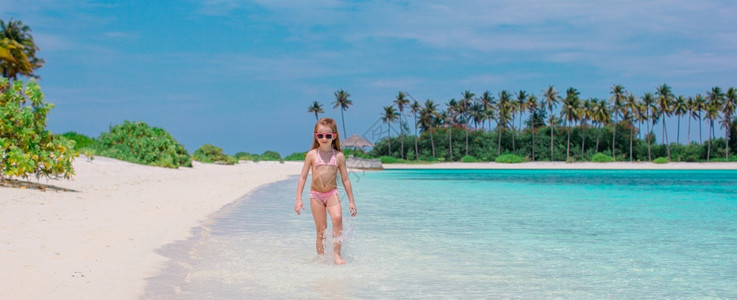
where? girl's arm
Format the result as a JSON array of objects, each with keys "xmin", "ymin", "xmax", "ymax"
[
  {"xmin": 337, "ymin": 152, "xmax": 357, "ymax": 217},
  {"xmin": 295, "ymin": 150, "xmax": 313, "ymax": 215}
]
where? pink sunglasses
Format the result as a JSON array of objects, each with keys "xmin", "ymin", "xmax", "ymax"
[{"xmin": 315, "ymin": 133, "xmax": 336, "ymax": 139}]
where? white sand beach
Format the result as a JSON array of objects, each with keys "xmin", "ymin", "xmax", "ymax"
[
  {"xmin": 0, "ymin": 157, "xmax": 301, "ymax": 299},
  {"xmin": 2, "ymin": 157, "xmax": 736, "ymax": 299},
  {"xmin": 383, "ymin": 161, "xmax": 737, "ymax": 170}
]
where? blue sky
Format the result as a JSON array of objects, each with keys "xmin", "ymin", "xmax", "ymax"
[{"xmin": 3, "ymin": 0, "xmax": 736, "ymax": 155}]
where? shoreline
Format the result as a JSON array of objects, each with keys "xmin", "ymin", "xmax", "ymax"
[
  {"xmin": 0, "ymin": 157, "xmax": 301, "ymax": 299},
  {"xmin": 383, "ymin": 161, "xmax": 737, "ymax": 170}
]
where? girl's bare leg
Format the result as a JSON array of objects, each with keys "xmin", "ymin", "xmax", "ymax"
[
  {"xmin": 310, "ymin": 198, "xmax": 328, "ymax": 256},
  {"xmin": 325, "ymin": 195, "xmax": 345, "ymax": 264}
]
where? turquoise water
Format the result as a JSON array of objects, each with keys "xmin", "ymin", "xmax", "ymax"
[{"xmin": 145, "ymin": 170, "xmax": 737, "ymax": 299}]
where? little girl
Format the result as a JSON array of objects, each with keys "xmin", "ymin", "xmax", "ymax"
[{"xmin": 295, "ymin": 118, "xmax": 357, "ymax": 264}]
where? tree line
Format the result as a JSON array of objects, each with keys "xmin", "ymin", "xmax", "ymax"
[{"xmin": 310, "ymin": 85, "xmax": 737, "ymax": 162}]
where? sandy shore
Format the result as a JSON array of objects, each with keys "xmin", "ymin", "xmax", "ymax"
[
  {"xmin": 0, "ymin": 157, "xmax": 301, "ymax": 299},
  {"xmin": 383, "ymin": 161, "xmax": 737, "ymax": 169}
]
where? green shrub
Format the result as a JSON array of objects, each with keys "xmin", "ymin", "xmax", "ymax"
[
  {"xmin": 60, "ymin": 131, "xmax": 95, "ymax": 150},
  {"xmin": 193, "ymin": 144, "xmax": 237, "ymax": 165},
  {"xmin": 284, "ymin": 152, "xmax": 306, "ymax": 161},
  {"xmin": 461, "ymin": 155, "xmax": 479, "ymax": 162},
  {"xmin": 591, "ymin": 153, "xmax": 614, "ymax": 163},
  {"xmin": 380, "ymin": 155, "xmax": 398, "ymax": 163},
  {"xmin": 259, "ymin": 150, "xmax": 282, "ymax": 161},
  {"xmin": 495, "ymin": 153, "xmax": 525, "ymax": 163},
  {"xmin": 653, "ymin": 157, "xmax": 669, "ymax": 164},
  {"xmin": 93, "ymin": 120, "xmax": 191, "ymax": 168},
  {"xmin": 234, "ymin": 152, "xmax": 257, "ymax": 161},
  {"xmin": 1, "ymin": 79, "xmax": 76, "ymax": 179}
]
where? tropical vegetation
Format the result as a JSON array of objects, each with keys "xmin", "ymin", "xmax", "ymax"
[
  {"xmin": 93, "ymin": 121, "xmax": 191, "ymax": 168},
  {"xmin": 193, "ymin": 144, "xmax": 237, "ymax": 165},
  {"xmin": 1, "ymin": 19, "xmax": 44, "ymax": 80},
  {"xmin": 1, "ymin": 78, "xmax": 75, "ymax": 180},
  {"xmin": 361, "ymin": 85, "xmax": 737, "ymax": 163}
]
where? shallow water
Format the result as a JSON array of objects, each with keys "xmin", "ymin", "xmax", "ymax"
[{"xmin": 145, "ymin": 169, "xmax": 737, "ymax": 299}]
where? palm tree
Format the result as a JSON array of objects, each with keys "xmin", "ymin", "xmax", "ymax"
[
  {"xmin": 0, "ymin": 19, "xmax": 44, "ymax": 80},
  {"xmin": 420, "ymin": 99, "xmax": 438, "ymax": 159},
  {"xmin": 609, "ymin": 85, "xmax": 627, "ymax": 159},
  {"xmin": 461, "ymin": 90, "xmax": 475, "ymax": 156},
  {"xmin": 496, "ymin": 90, "xmax": 513, "ymax": 155},
  {"xmin": 561, "ymin": 87, "xmax": 581, "ymax": 161},
  {"xmin": 707, "ymin": 87, "xmax": 725, "ymax": 141},
  {"xmin": 624, "ymin": 94, "xmax": 638, "ymax": 161},
  {"xmin": 704, "ymin": 101, "xmax": 720, "ymax": 161},
  {"xmin": 694, "ymin": 94, "xmax": 706, "ymax": 143},
  {"xmin": 642, "ymin": 93, "xmax": 656, "ymax": 161},
  {"xmin": 307, "ymin": 101, "xmax": 324, "ymax": 121},
  {"xmin": 673, "ymin": 95, "xmax": 688, "ymax": 145},
  {"xmin": 687, "ymin": 96, "xmax": 696, "ymax": 144},
  {"xmin": 526, "ymin": 94, "xmax": 540, "ymax": 161},
  {"xmin": 722, "ymin": 87, "xmax": 736, "ymax": 160},
  {"xmin": 543, "ymin": 86, "xmax": 560, "ymax": 160},
  {"xmin": 656, "ymin": 84, "xmax": 673, "ymax": 160},
  {"xmin": 446, "ymin": 99, "xmax": 459, "ymax": 160},
  {"xmin": 513, "ymin": 90, "xmax": 528, "ymax": 154},
  {"xmin": 381, "ymin": 106, "xmax": 399, "ymax": 156},
  {"xmin": 592, "ymin": 98, "xmax": 611, "ymax": 154},
  {"xmin": 469, "ymin": 102, "xmax": 485, "ymax": 130},
  {"xmin": 579, "ymin": 98, "xmax": 592, "ymax": 160},
  {"xmin": 410, "ymin": 100, "xmax": 422, "ymax": 160},
  {"xmin": 332, "ymin": 89, "xmax": 353, "ymax": 137},
  {"xmin": 394, "ymin": 91, "xmax": 410, "ymax": 159},
  {"xmin": 479, "ymin": 91, "xmax": 496, "ymax": 131}
]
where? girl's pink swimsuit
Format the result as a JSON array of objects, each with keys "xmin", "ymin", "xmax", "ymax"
[{"xmin": 310, "ymin": 149, "xmax": 339, "ymax": 205}]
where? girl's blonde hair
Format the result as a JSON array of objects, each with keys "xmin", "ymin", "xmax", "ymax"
[{"xmin": 311, "ymin": 118, "xmax": 342, "ymax": 151}]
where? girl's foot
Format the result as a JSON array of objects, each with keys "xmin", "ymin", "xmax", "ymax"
[{"xmin": 334, "ymin": 254, "xmax": 346, "ymax": 265}]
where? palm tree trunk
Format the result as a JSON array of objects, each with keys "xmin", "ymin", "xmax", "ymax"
[
  {"xmin": 532, "ymin": 130, "xmax": 536, "ymax": 161},
  {"xmin": 414, "ymin": 114, "xmax": 419, "ymax": 160},
  {"xmin": 677, "ymin": 116, "xmax": 681, "ymax": 145},
  {"xmin": 595, "ymin": 124, "xmax": 601, "ymax": 153},
  {"xmin": 629, "ymin": 126, "xmax": 634, "ymax": 161},
  {"xmin": 387, "ymin": 125, "xmax": 392, "ymax": 156},
  {"xmin": 726, "ymin": 118, "xmax": 731, "ymax": 160},
  {"xmin": 707, "ymin": 121, "xmax": 712, "ymax": 161},
  {"xmin": 699, "ymin": 112, "xmax": 703, "ymax": 143},
  {"xmin": 581, "ymin": 124, "xmax": 586, "ymax": 161},
  {"xmin": 550, "ymin": 121, "xmax": 555, "ymax": 161},
  {"xmin": 340, "ymin": 110, "xmax": 347, "ymax": 138},
  {"xmin": 498, "ymin": 128, "xmax": 503, "ymax": 155},
  {"xmin": 449, "ymin": 127, "xmax": 453, "ymax": 161},
  {"xmin": 512, "ymin": 127, "xmax": 516, "ymax": 154},
  {"xmin": 662, "ymin": 115, "xmax": 671, "ymax": 160},
  {"xmin": 399, "ymin": 116, "xmax": 405, "ymax": 159},
  {"xmin": 566, "ymin": 123, "xmax": 571, "ymax": 161},
  {"xmin": 687, "ymin": 115, "xmax": 691, "ymax": 144},
  {"xmin": 430, "ymin": 129, "xmax": 436, "ymax": 159},
  {"xmin": 465, "ymin": 126, "xmax": 469, "ymax": 157},
  {"xmin": 611, "ymin": 117, "xmax": 617, "ymax": 159}
]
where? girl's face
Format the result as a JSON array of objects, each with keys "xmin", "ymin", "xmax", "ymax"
[{"xmin": 315, "ymin": 125, "xmax": 336, "ymax": 147}]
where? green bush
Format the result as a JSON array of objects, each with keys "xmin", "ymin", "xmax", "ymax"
[
  {"xmin": 1, "ymin": 78, "xmax": 76, "ymax": 179},
  {"xmin": 193, "ymin": 144, "xmax": 237, "ymax": 165},
  {"xmin": 259, "ymin": 150, "xmax": 282, "ymax": 161},
  {"xmin": 461, "ymin": 155, "xmax": 479, "ymax": 162},
  {"xmin": 591, "ymin": 152, "xmax": 614, "ymax": 163},
  {"xmin": 93, "ymin": 120, "xmax": 191, "ymax": 168},
  {"xmin": 653, "ymin": 157, "xmax": 669, "ymax": 164},
  {"xmin": 234, "ymin": 152, "xmax": 258, "ymax": 161},
  {"xmin": 284, "ymin": 152, "xmax": 306, "ymax": 161},
  {"xmin": 60, "ymin": 131, "xmax": 95, "ymax": 150},
  {"xmin": 495, "ymin": 153, "xmax": 525, "ymax": 163},
  {"xmin": 380, "ymin": 155, "xmax": 398, "ymax": 163}
]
